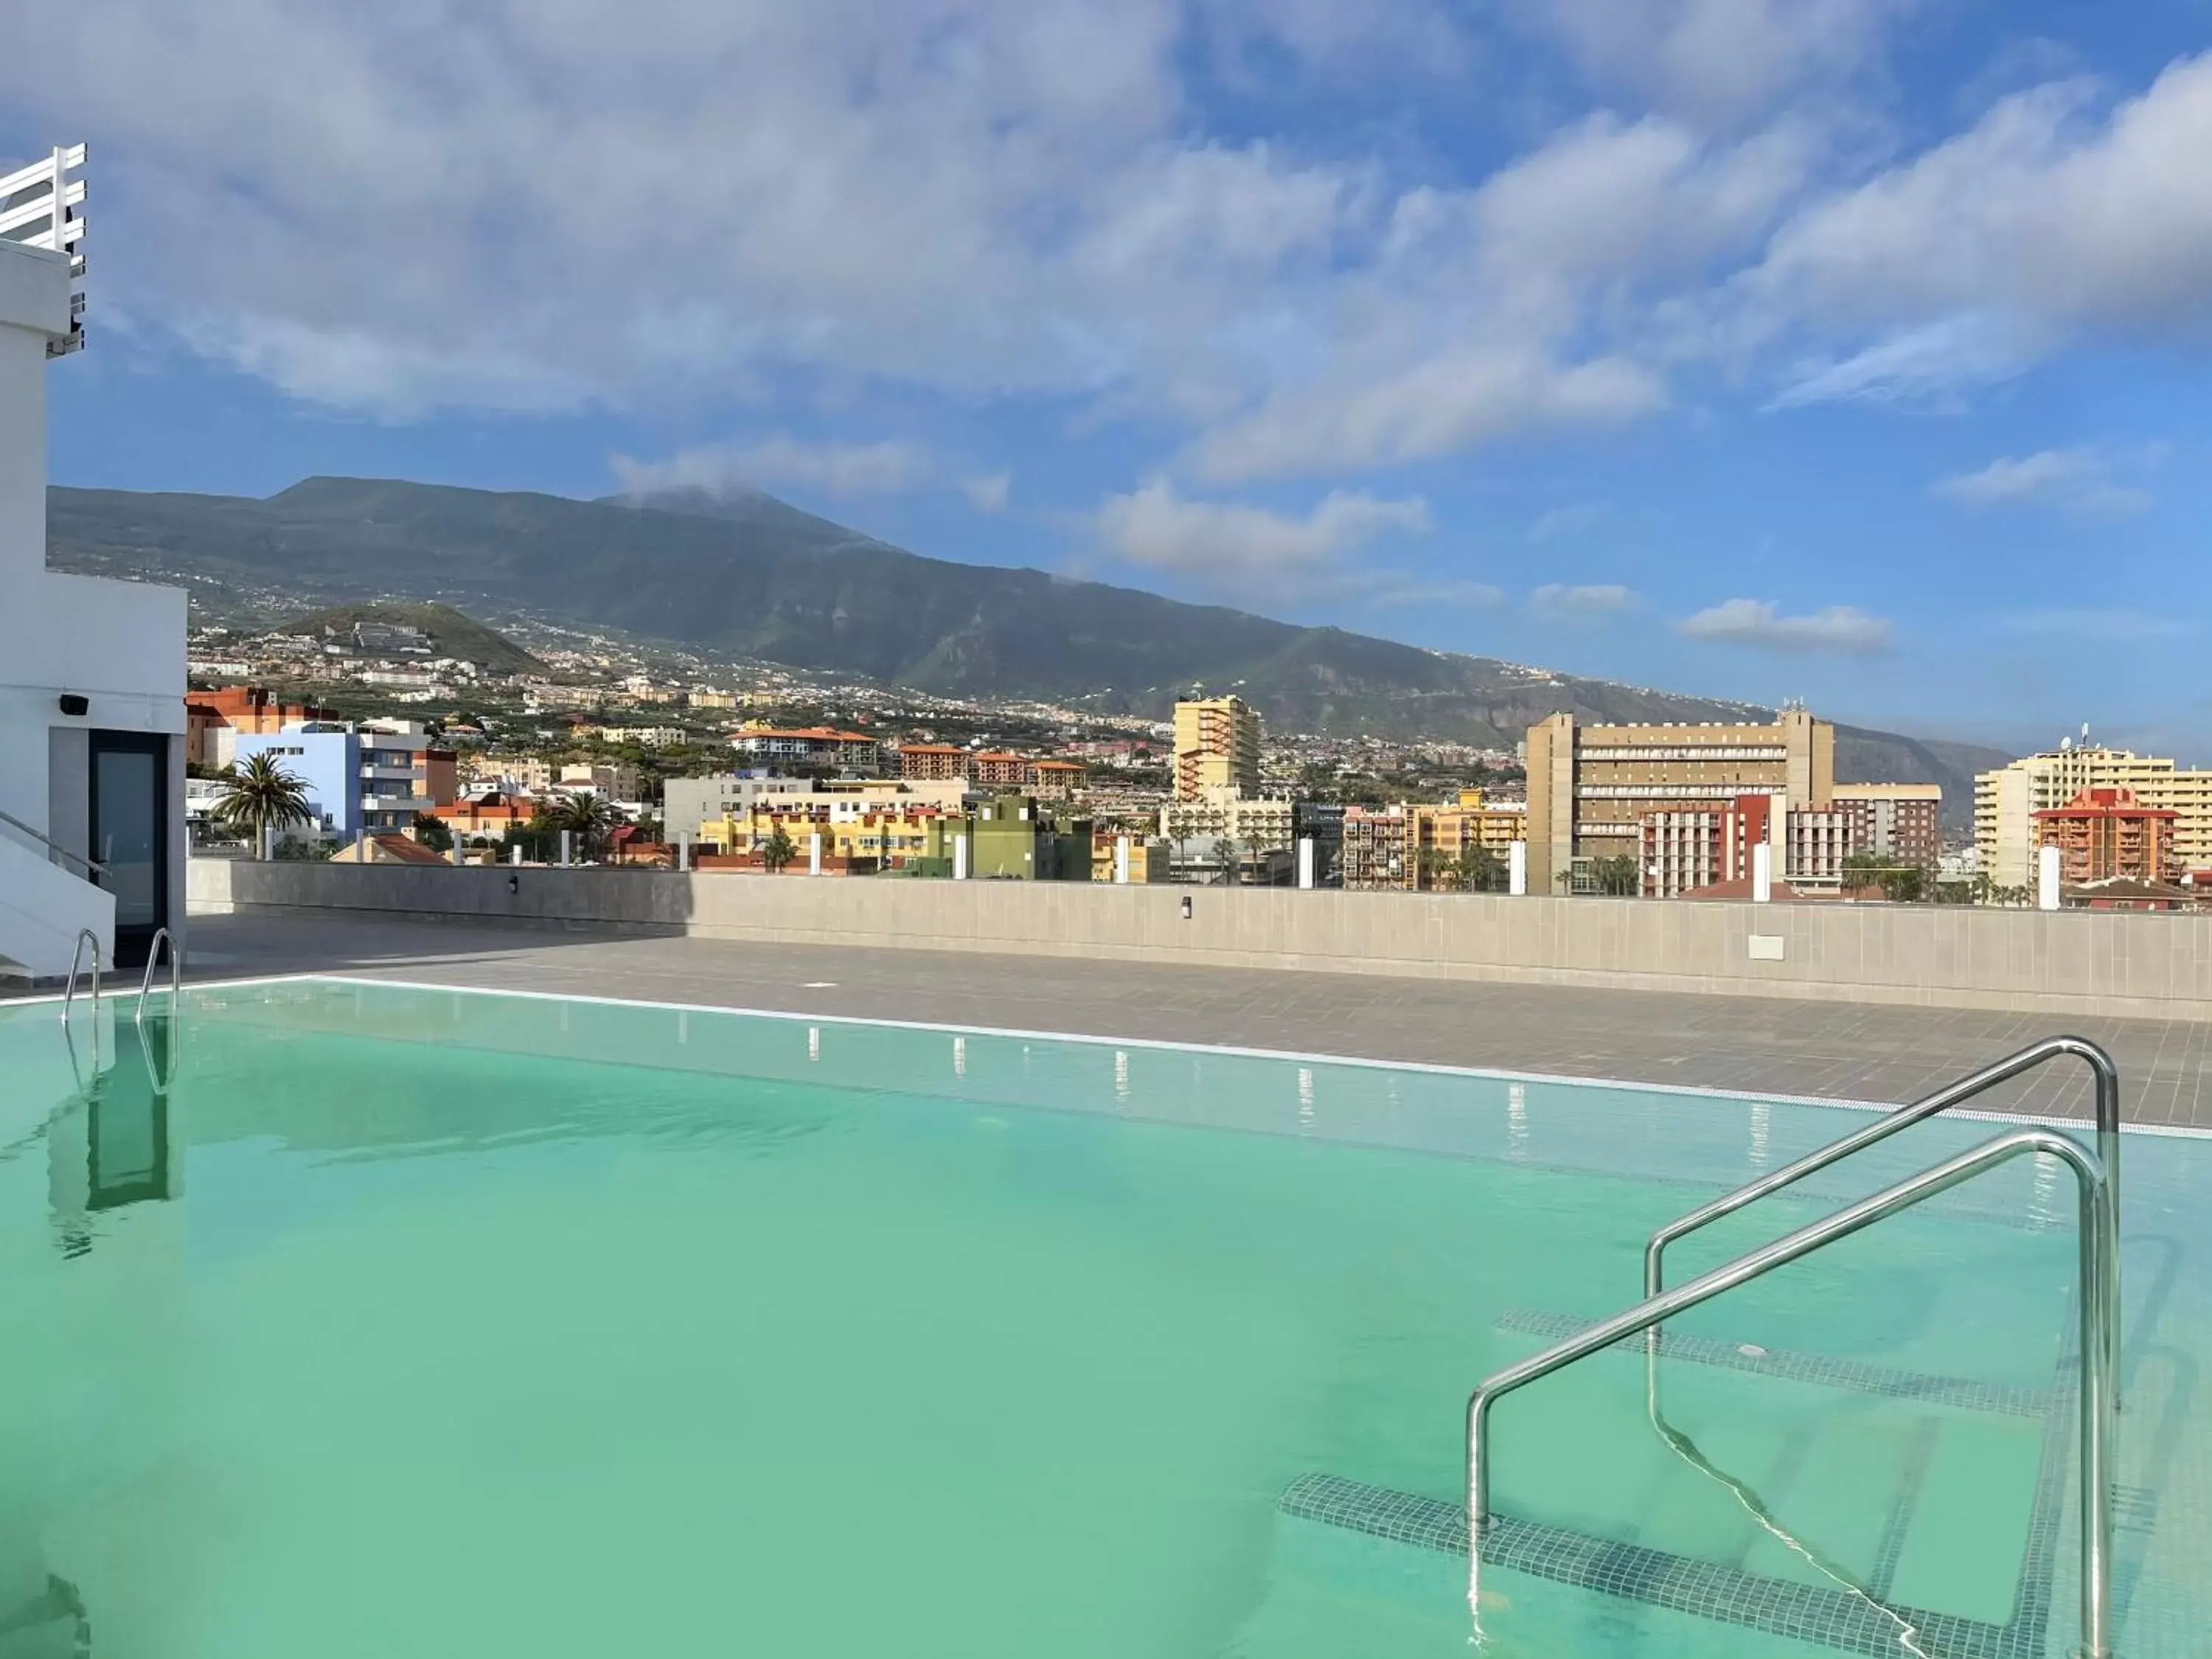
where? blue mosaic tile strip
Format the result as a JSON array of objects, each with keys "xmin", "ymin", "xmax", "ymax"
[
  {"xmin": 1498, "ymin": 1307, "xmax": 2053, "ymax": 1419},
  {"xmin": 1279, "ymin": 1472, "xmax": 2019, "ymax": 1658},
  {"xmin": 1866, "ymin": 1416, "xmax": 1942, "ymax": 1603}
]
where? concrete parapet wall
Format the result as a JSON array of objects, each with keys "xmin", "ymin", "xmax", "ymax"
[{"xmin": 186, "ymin": 858, "xmax": 2212, "ymax": 1020}]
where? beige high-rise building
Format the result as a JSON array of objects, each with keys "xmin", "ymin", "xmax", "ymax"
[
  {"xmin": 1975, "ymin": 744, "xmax": 2212, "ymax": 891},
  {"xmin": 1524, "ymin": 709, "xmax": 1834, "ymax": 894},
  {"xmin": 1173, "ymin": 695, "xmax": 1262, "ymax": 801}
]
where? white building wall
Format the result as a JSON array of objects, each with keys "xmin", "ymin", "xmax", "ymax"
[{"xmin": 0, "ymin": 234, "xmax": 187, "ymax": 964}]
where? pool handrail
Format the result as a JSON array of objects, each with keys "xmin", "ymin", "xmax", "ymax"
[
  {"xmin": 136, "ymin": 927, "xmax": 181, "ymax": 1020},
  {"xmin": 1467, "ymin": 1126, "xmax": 2115, "ymax": 1659},
  {"xmin": 1642, "ymin": 1034, "xmax": 2120, "ymax": 1393},
  {"xmin": 60, "ymin": 929, "xmax": 100, "ymax": 1029}
]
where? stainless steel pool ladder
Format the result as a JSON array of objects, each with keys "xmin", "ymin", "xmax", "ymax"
[
  {"xmin": 1641, "ymin": 1036, "xmax": 2121, "ymax": 1394},
  {"xmin": 136, "ymin": 926, "xmax": 181, "ymax": 1020},
  {"xmin": 60, "ymin": 929, "xmax": 101, "ymax": 1029},
  {"xmin": 1466, "ymin": 1039, "xmax": 2124, "ymax": 1659}
]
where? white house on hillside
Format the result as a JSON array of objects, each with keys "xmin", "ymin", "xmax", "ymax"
[{"xmin": 0, "ymin": 146, "xmax": 186, "ymax": 976}]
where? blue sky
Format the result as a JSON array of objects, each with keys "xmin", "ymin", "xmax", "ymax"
[{"xmin": 8, "ymin": 1, "xmax": 2212, "ymax": 755}]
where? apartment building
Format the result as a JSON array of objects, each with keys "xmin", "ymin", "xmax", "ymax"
[
  {"xmin": 896, "ymin": 743, "xmax": 968, "ymax": 782},
  {"xmin": 1781, "ymin": 806, "xmax": 1854, "ymax": 892},
  {"xmin": 664, "ymin": 773, "xmax": 815, "ymax": 841},
  {"xmin": 1525, "ymin": 709, "xmax": 1834, "ymax": 894},
  {"xmin": 1172, "ymin": 696, "xmax": 1261, "ymax": 801},
  {"xmin": 970, "ymin": 751, "xmax": 1027, "ymax": 789},
  {"xmin": 2034, "ymin": 787, "xmax": 2177, "ymax": 886},
  {"xmin": 1159, "ymin": 791, "xmax": 1295, "ymax": 858},
  {"xmin": 681, "ymin": 776, "xmax": 966, "ymax": 849},
  {"xmin": 698, "ymin": 801, "xmax": 950, "ymax": 870},
  {"xmin": 1088, "ymin": 830, "xmax": 1169, "ymax": 883},
  {"xmin": 557, "ymin": 762, "xmax": 642, "ymax": 801},
  {"xmin": 1977, "ymin": 742, "xmax": 2212, "ymax": 891},
  {"xmin": 185, "ymin": 686, "xmax": 338, "ymax": 768},
  {"xmin": 0, "ymin": 150, "xmax": 192, "ymax": 973},
  {"xmin": 1340, "ymin": 804, "xmax": 1411, "ymax": 891},
  {"xmin": 230, "ymin": 720, "xmax": 456, "ymax": 844},
  {"xmin": 1832, "ymin": 782, "xmax": 1942, "ymax": 870},
  {"xmin": 1636, "ymin": 793, "xmax": 1854, "ymax": 898},
  {"xmin": 429, "ymin": 791, "xmax": 537, "ymax": 844},
  {"xmin": 1028, "ymin": 759, "xmax": 1088, "ymax": 796},
  {"xmin": 909, "ymin": 793, "xmax": 1093, "ymax": 880},
  {"xmin": 726, "ymin": 725, "xmax": 883, "ymax": 772}
]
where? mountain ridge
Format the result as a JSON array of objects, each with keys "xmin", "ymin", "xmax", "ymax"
[{"xmin": 47, "ymin": 475, "xmax": 2008, "ymax": 813}]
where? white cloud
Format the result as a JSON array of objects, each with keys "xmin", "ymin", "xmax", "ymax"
[
  {"xmin": 1765, "ymin": 313, "xmax": 2036, "ymax": 408},
  {"xmin": 1678, "ymin": 597, "xmax": 1891, "ymax": 653},
  {"xmin": 1517, "ymin": 0, "xmax": 1913, "ymax": 125},
  {"xmin": 963, "ymin": 472, "xmax": 1012, "ymax": 513},
  {"xmin": 1531, "ymin": 582, "xmax": 1637, "ymax": 616},
  {"xmin": 1746, "ymin": 55, "xmax": 2212, "ymax": 382},
  {"xmin": 611, "ymin": 437, "xmax": 926, "ymax": 497},
  {"xmin": 0, "ymin": 0, "xmax": 1362, "ymax": 418},
  {"xmin": 10, "ymin": 0, "xmax": 2212, "ymax": 493},
  {"xmin": 1371, "ymin": 579, "xmax": 1506, "ymax": 610},
  {"xmin": 1192, "ymin": 347, "xmax": 1666, "ymax": 482},
  {"xmin": 1933, "ymin": 449, "xmax": 2150, "ymax": 515},
  {"xmin": 1096, "ymin": 478, "xmax": 1429, "ymax": 574}
]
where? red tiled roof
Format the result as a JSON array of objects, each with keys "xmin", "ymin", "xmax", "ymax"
[{"xmin": 371, "ymin": 834, "xmax": 450, "ymax": 865}]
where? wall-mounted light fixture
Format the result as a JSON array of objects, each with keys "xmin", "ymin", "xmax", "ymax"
[
  {"xmin": 1180, "ymin": 895, "xmax": 1194, "ymax": 920},
  {"xmin": 507, "ymin": 872, "xmax": 520, "ymax": 895},
  {"xmin": 57, "ymin": 693, "xmax": 88, "ymax": 717}
]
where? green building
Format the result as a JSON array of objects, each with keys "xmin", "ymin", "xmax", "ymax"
[{"xmin": 911, "ymin": 793, "xmax": 1093, "ymax": 880}]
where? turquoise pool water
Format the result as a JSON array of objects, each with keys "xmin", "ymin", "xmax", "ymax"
[{"xmin": 0, "ymin": 978, "xmax": 2204, "ymax": 1657}]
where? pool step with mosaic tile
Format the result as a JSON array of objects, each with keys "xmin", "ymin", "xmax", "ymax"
[
  {"xmin": 1475, "ymin": 1321, "xmax": 2050, "ymax": 1627},
  {"xmin": 1226, "ymin": 1315, "xmax": 2077, "ymax": 1657},
  {"xmin": 1246, "ymin": 1474, "xmax": 2051, "ymax": 1659}
]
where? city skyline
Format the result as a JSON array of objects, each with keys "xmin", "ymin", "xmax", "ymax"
[{"xmin": 7, "ymin": 5, "xmax": 2212, "ymax": 754}]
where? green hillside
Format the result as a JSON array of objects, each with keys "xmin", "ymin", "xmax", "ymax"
[
  {"xmin": 280, "ymin": 600, "xmax": 546, "ymax": 675},
  {"xmin": 49, "ymin": 476, "xmax": 2008, "ymax": 810}
]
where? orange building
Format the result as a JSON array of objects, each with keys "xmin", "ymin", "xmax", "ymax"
[
  {"xmin": 2034, "ymin": 787, "xmax": 2177, "ymax": 885},
  {"xmin": 184, "ymin": 685, "xmax": 339, "ymax": 767},
  {"xmin": 430, "ymin": 791, "xmax": 537, "ymax": 842}
]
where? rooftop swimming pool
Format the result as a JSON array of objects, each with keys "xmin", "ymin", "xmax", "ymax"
[{"xmin": 0, "ymin": 976, "xmax": 2204, "ymax": 1657}]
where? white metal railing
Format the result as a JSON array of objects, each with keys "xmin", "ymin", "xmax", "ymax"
[{"xmin": 0, "ymin": 145, "xmax": 87, "ymax": 355}]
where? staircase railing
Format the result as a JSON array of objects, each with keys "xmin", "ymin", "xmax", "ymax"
[
  {"xmin": 0, "ymin": 806, "xmax": 104, "ymax": 878},
  {"xmin": 1465, "ymin": 1127, "xmax": 2117, "ymax": 1659}
]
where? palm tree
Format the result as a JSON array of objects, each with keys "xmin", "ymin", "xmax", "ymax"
[
  {"xmin": 1241, "ymin": 833, "xmax": 1270, "ymax": 885},
  {"xmin": 213, "ymin": 753, "xmax": 313, "ymax": 858},
  {"xmin": 1458, "ymin": 844, "xmax": 1503, "ymax": 894},
  {"xmin": 760, "ymin": 826, "xmax": 799, "ymax": 873},
  {"xmin": 552, "ymin": 790, "xmax": 622, "ymax": 861},
  {"xmin": 1211, "ymin": 836, "xmax": 1239, "ymax": 886}
]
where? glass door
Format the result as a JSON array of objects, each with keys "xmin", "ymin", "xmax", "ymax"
[{"xmin": 88, "ymin": 731, "xmax": 169, "ymax": 969}]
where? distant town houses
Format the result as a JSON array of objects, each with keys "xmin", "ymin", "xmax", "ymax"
[{"xmin": 185, "ymin": 652, "xmax": 2212, "ymax": 912}]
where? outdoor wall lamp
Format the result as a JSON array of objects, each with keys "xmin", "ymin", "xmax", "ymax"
[
  {"xmin": 57, "ymin": 693, "xmax": 88, "ymax": 717},
  {"xmin": 507, "ymin": 873, "xmax": 520, "ymax": 895},
  {"xmin": 1180, "ymin": 895, "xmax": 1194, "ymax": 920}
]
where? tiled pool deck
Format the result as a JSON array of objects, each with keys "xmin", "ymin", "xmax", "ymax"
[{"xmin": 45, "ymin": 908, "xmax": 2212, "ymax": 1127}]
